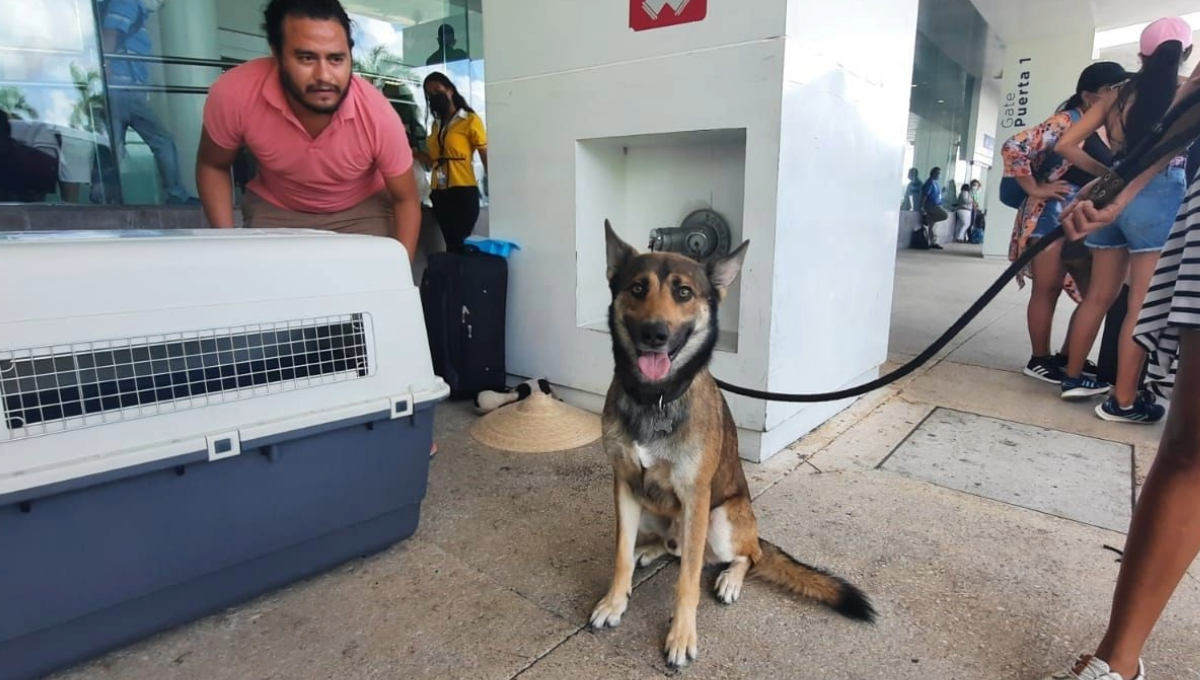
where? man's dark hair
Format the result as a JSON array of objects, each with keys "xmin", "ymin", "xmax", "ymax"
[
  {"xmin": 263, "ymin": 0, "xmax": 355, "ymax": 54},
  {"xmin": 0, "ymin": 110, "xmax": 10, "ymax": 141}
]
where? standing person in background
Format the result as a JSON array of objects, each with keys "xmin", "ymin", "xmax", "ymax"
[
  {"xmin": 413, "ymin": 71, "xmax": 487, "ymax": 253},
  {"xmin": 1003, "ymin": 61, "xmax": 1131, "ymax": 385},
  {"xmin": 920, "ymin": 166, "xmax": 948, "ymax": 250},
  {"xmin": 93, "ymin": 0, "xmax": 197, "ymax": 205},
  {"xmin": 1053, "ymin": 18, "xmax": 1192, "ymax": 422},
  {"xmin": 425, "ymin": 24, "xmax": 469, "ymax": 66},
  {"xmin": 902, "ymin": 167, "xmax": 923, "ymax": 211},
  {"xmin": 955, "ymin": 183, "xmax": 976, "ymax": 243}
]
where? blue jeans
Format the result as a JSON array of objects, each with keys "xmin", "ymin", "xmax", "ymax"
[
  {"xmin": 91, "ymin": 90, "xmax": 190, "ymax": 204},
  {"xmin": 1032, "ymin": 184, "xmax": 1082, "ymax": 238},
  {"xmin": 1085, "ymin": 166, "xmax": 1187, "ymax": 253}
]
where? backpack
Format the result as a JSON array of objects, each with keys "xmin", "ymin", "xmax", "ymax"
[
  {"xmin": 909, "ymin": 226, "xmax": 930, "ymax": 250},
  {"xmin": 96, "ymin": 0, "xmax": 147, "ymax": 53}
]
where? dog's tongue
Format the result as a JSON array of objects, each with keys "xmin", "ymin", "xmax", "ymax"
[{"xmin": 638, "ymin": 352, "xmax": 672, "ymax": 381}]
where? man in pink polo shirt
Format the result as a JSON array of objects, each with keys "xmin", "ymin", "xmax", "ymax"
[{"xmin": 196, "ymin": 0, "xmax": 421, "ymax": 261}]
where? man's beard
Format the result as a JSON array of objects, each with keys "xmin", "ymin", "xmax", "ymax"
[{"xmin": 280, "ymin": 69, "xmax": 348, "ymax": 115}]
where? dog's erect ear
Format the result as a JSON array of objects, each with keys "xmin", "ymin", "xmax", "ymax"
[
  {"xmin": 709, "ymin": 240, "xmax": 749, "ymax": 294},
  {"xmin": 605, "ymin": 219, "xmax": 637, "ymax": 281}
]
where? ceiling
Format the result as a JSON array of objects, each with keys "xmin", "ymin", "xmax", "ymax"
[{"xmin": 969, "ymin": 0, "xmax": 1200, "ymax": 42}]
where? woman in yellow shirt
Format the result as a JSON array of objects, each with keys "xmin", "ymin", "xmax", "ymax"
[{"xmin": 414, "ymin": 72, "xmax": 488, "ymax": 253}]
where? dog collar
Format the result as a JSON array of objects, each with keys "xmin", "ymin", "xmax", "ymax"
[{"xmin": 636, "ymin": 380, "xmax": 690, "ymax": 410}]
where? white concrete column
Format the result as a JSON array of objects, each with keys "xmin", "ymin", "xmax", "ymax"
[
  {"xmin": 483, "ymin": 0, "xmax": 918, "ymax": 462},
  {"xmin": 982, "ymin": 31, "xmax": 1096, "ymax": 258},
  {"xmin": 759, "ymin": 0, "xmax": 921, "ymax": 457},
  {"xmin": 157, "ymin": 0, "xmax": 222, "ymax": 197}
]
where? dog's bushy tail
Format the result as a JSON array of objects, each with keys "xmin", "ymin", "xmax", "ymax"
[{"xmin": 750, "ymin": 539, "xmax": 876, "ymax": 623}]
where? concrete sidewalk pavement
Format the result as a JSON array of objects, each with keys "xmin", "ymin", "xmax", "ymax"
[{"xmin": 53, "ymin": 246, "xmax": 1200, "ymax": 680}]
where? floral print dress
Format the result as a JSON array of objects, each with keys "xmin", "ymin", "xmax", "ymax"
[{"xmin": 1001, "ymin": 108, "xmax": 1084, "ymax": 302}]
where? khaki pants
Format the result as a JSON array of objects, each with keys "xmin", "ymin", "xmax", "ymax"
[{"xmin": 241, "ymin": 189, "xmax": 393, "ymax": 237}]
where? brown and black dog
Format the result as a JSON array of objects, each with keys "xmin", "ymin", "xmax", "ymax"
[{"xmin": 589, "ymin": 221, "xmax": 875, "ymax": 668}]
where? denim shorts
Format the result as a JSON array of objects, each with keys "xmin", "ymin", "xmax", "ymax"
[
  {"xmin": 1085, "ymin": 166, "xmax": 1187, "ymax": 253},
  {"xmin": 1032, "ymin": 184, "xmax": 1081, "ymax": 238}
]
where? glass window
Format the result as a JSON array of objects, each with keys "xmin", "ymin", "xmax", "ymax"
[
  {"xmin": 904, "ymin": 30, "xmax": 978, "ymax": 212},
  {"xmin": 346, "ymin": 0, "xmax": 488, "ymax": 206},
  {"xmin": 0, "ymin": 0, "xmax": 111, "ymax": 204},
  {"xmin": 93, "ymin": 0, "xmax": 226, "ymax": 205},
  {"xmin": 2, "ymin": 0, "xmax": 488, "ymax": 209}
]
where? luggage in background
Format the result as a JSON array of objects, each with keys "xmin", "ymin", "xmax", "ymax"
[{"xmin": 420, "ymin": 247, "xmax": 508, "ymax": 399}]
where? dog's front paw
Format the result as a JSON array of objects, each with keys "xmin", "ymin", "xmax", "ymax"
[
  {"xmin": 714, "ymin": 567, "xmax": 744, "ymax": 604},
  {"xmin": 589, "ymin": 592, "xmax": 629, "ymax": 630},
  {"xmin": 663, "ymin": 619, "xmax": 698, "ymax": 668}
]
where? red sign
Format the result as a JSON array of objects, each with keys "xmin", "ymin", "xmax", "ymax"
[{"xmin": 630, "ymin": 0, "xmax": 707, "ymax": 31}]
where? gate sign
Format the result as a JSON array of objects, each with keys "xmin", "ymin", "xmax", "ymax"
[{"xmin": 631, "ymin": 0, "xmax": 707, "ymax": 31}]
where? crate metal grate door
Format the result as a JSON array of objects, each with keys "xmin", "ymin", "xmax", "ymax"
[{"xmin": 0, "ymin": 314, "xmax": 371, "ymax": 442}]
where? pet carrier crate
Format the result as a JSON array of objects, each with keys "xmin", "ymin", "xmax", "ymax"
[{"xmin": 0, "ymin": 229, "xmax": 448, "ymax": 680}]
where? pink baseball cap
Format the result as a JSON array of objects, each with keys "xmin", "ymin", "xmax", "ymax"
[{"xmin": 1141, "ymin": 16, "xmax": 1193, "ymax": 56}]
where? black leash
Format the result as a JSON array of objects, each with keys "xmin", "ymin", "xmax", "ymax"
[
  {"xmin": 715, "ymin": 85, "xmax": 1200, "ymax": 403},
  {"xmin": 715, "ymin": 228, "xmax": 1065, "ymax": 402}
]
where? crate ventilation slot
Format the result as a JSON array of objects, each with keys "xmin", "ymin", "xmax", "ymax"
[{"xmin": 1, "ymin": 314, "xmax": 371, "ymax": 442}]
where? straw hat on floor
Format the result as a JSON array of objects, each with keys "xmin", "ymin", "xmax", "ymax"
[{"xmin": 469, "ymin": 391, "xmax": 601, "ymax": 453}]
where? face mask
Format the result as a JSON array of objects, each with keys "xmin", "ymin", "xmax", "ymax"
[{"xmin": 429, "ymin": 93, "xmax": 451, "ymax": 116}]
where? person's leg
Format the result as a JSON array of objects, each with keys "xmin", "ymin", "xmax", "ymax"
[
  {"xmin": 1111, "ymin": 253, "xmax": 1162, "ymax": 407},
  {"xmin": 1097, "ymin": 286, "xmax": 1131, "ymax": 386},
  {"xmin": 91, "ymin": 91, "xmax": 132, "ymax": 204},
  {"xmin": 430, "ymin": 190, "xmax": 458, "ymax": 252},
  {"xmin": 1027, "ymin": 237, "xmax": 1068, "ymax": 358},
  {"xmin": 1056, "ymin": 260, "xmax": 1092, "ymax": 363},
  {"xmin": 956, "ymin": 210, "xmax": 972, "ymax": 241},
  {"xmin": 432, "ymin": 187, "xmax": 479, "ymax": 253},
  {"xmin": 1064, "ymin": 247, "xmax": 1130, "ymax": 380},
  {"xmin": 1087, "ymin": 329, "xmax": 1200, "ymax": 677},
  {"xmin": 928, "ymin": 205, "xmax": 947, "ymax": 249},
  {"xmin": 125, "ymin": 93, "xmax": 190, "ymax": 203}
]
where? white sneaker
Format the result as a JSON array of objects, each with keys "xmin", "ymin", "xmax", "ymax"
[{"xmin": 1041, "ymin": 655, "xmax": 1145, "ymax": 680}]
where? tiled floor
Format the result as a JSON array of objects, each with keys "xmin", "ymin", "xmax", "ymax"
[
  {"xmin": 46, "ymin": 246, "xmax": 1200, "ymax": 680},
  {"xmin": 883, "ymin": 408, "xmax": 1134, "ymax": 532}
]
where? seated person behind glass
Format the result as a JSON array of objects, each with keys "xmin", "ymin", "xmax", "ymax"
[{"xmin": 0, "ymin": 111, "xmax": 59, "ymax": 202}]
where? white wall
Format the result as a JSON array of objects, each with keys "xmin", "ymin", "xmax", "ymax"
[
  {"xmin": 763, "ymin": 0, "xmax": 920, "ymax": 443},
  {"xmin": 573, "ymin": 130, "xmax": 747, "ymax": 344},
  {"xmin": 982, "ymin": 30, "xmax": 1096, "ymax": 258},
  {"xmin": 485, "ymin": 38, "xmax": 782, "ymax": 430},
  {"xmin": 485, "ymin": 1, "xmax": 787, "ymax": 83},
  {"xmin": 485, "ymin": 0, "xmax": 919, "ymax": 461}
]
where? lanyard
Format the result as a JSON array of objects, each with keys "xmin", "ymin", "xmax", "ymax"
[{"xmin": 435, "ymin": 114, "xmax": 465, "ymax": 164}]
